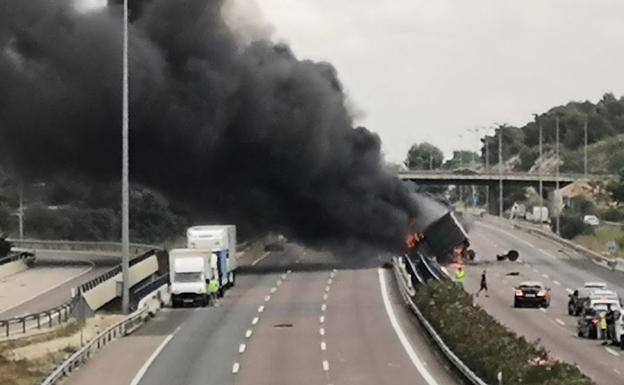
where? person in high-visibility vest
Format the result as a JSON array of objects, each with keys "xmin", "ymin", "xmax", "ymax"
[
  {"xmin": 599, "ymin": 311, "xmax": 608, "ymax": 345},
  {"xmin": 208, "ymin": 278, "xmax": 220, "ymax": 306},
  {"xmin": 455, "ymin": 266, "xmax": 465, "ymax": 288}
]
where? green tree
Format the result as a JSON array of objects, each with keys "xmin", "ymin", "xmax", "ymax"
[
  {"xmin": 443, "ymin": 150, "xmax": 480, "ymax": 170},
  {"xmin": 608, "ymin": 169, "xmax": 624, "ymax": 204},
  {"xmin": 404, "ymin": 142, "xmax": 444, "ymax": 170},
  {"xmin": 130, "ymin": 189, "xmax": 185, "ymax": 244}
]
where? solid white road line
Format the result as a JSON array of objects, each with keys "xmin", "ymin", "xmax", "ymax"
[
  {"xmin": 232, "ymin": 362, "xmax": 240, "ymax": 374},
  {"xmin": 321, "ymin": 341, "xmax": 326, "ymax": 351},
  {"xmin": 258, "ymin": 305, "xmax": 264, "ymax": 313},
  {"xmin": 378, "ymin": 268, "xmax": 439, "ymax": 385},
  {"xmin": 239, "ymin": 343, "xmax": 246, "ymax": 353},
  {"xmin": 251, "ymin": 252, "xmax": 271, "ymax": 266},
  {"xmin": 605, "ymin": 347, "xmax": 620, "ymax": 357},
  {"xmin": 322, "ymin": 360, "xmax": 329, "ymax": 372},
  {"xmin": 2, "ymin": 261, "xmax": 95, "ymax": 314},
  {"xmin": 245, "ymin": 329, "xmax": 253, "ymax": 338},
  {"xmin": 252, "ymin": 317, "xmax": 259, "ymax": 325},
  {"xmin": 130, "ymin": 326, "xmax": 182, "ymax": 385},
  {"xmin": 555, "ymin": 318, "xmax": 565, "ymax": 326}
]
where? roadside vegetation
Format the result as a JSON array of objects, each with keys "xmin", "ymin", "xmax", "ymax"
[
  {"xmin": 413, "ymin": 281, "xmax": 594, "ymax": 385},
  {"xmin": 0, "ymin": 321, "xmax": 82, "ymax": 385}
]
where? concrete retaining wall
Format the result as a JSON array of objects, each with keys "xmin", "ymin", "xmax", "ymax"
[
  {"xmin": 0, "ymin": 259, "xmax": 28, "ymax": 279},
  {"xmin": 83, "ymin": 255, "xmax": 159, "ymax": 310}
]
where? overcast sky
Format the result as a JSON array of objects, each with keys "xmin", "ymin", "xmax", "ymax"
[
  {"xmin": 256, "ymin": 0, "xmax": 624, "ymax": 163},
  {"xmin": 79, "ymin": 0, "xmax": 624, "ymax": 163}
]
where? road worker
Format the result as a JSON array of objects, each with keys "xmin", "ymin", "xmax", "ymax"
[
  {"xmin": 208, "ymin": 278, "xmax": 220, "ymax": 306},
  {"xmin": 455, "ymin": 266, "xmax": 465, "ymax": 288}
]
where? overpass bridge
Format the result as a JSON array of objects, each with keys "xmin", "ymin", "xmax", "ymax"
[{"xmin": 397, "ymin": 170, "xmax": 595, "ymax": 188}]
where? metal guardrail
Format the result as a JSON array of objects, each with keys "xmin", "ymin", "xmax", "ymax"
[
  {"xmin": 0, "ymin": 301, "xmax": 74, "ymax": 338},
  {"xmin": 77, "ymin": 248, "xmax": 159, "ymax": 295},
  {"xmin": 131, "ymin": 274, "xmax": 169, "ymax": 311},
  {"xmin": 0, "ymin": 251, "xmax": 34, "ymax": 266},
  {"xmin": 8, "ymin": 239, "xmax": 159, "ymax": 254},
  {"xmin": 40, "ymin": 308, "xmax": 147, "ymax": 385},
  {"xmin": 393, "ymin": 254, "xmax": 489, "ymax": 385}
]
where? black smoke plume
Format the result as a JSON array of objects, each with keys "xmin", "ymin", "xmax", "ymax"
[{"xmin": 0, "ymin": 0, "xmax": 420, "ymax": 251}]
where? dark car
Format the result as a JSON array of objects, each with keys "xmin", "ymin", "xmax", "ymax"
[
  {"xmin": 577, "ymin": 306, "xmax": 600, "ymax": 339},
  {"xmin": 514, "ymin": 281, "xmax": 551, "ymax": 308},
  {"xmin": 568, "ymin": 286, "xmax": 604, "ymax": 316}
]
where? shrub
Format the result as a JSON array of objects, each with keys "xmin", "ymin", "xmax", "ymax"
[
  {"xmin": 599, "ymin": 207, "xmax": 624, "ymax": 222},
  {"xmin": 556, "ymin": 214, "xmax": 594, "ymax": 240},
  {"xmin": 413, "ymin": 281, "xmax": 593, "ymax": 385}
]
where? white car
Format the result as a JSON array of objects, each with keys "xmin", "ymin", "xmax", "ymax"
[
  {"xmin": 583, "ymin": 215, "xmax": 600, "ymax": 226},
  {"xmin": 611, "ymin": 310, "xmax": 624, "ymax": 350}
]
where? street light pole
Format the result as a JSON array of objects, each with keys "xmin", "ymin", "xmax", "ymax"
[
  {"xmin": 498, "ymin": 128, "xmax": 503, "ymax": 217},
  {"xmin": 555, "ymin": 117, "xmax": 560, "ymax": 236},
  {"xmin": 18, "ymin": 183, "xmax": 24, "ymax": 239},
  {"xmin": 121, "ymin": 0, "xmax": 130, "ymax": 315},
  {"xmin": 485, "ymin": 133, "xmax": 490, "ymax": 212},
  {"xmin": 535, "ymin": 114, "xmax": 544, "ymax": 218},
  {"xmin": 583, "ymin": 116, "xmax": 588, "ymax": 178}
]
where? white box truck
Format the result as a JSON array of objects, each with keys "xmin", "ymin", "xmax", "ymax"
[
  {"xmin": 169, "ymin": 248, "xmax": 215, "ymax": 307},
  {"xmin": 187, "ymin": 225, "xmax": 237, "ymax": 291}
]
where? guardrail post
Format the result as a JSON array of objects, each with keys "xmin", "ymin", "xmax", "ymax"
[
  {"xmin": 37, "ymin": 314, "xmax": 41, "ymax": 329},
  {"xmin": 22, "ymin": 318, "xmax": 26, "ymax": 333},
  {"xmin": 48, "ymin": 311, "xmax": 52, "ymax": 327},
  {"xmin": 3, "ymin": 322, "xmax": 7, "ymax": 337}
]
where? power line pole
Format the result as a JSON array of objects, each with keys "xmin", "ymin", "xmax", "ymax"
[
  {"xmin": 121, "ymin": 0, "xmax": 130, "ymax": 315},
  {"xmin": 498, "ymin": 128, "xmax": 503, "ymax": 217},
  {"xmin": 583, "ymin": 116, "xmax": 588, "ymax": 178},
  {"xmin": 555, "ymin": 117, "xmax": 560, "ymax": 236}
]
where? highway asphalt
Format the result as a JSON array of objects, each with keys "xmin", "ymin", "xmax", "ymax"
[
  {"xmin": 63, "ymin": 246, "xmax": 463, "ymax": 385},
  {"xmin": 462, "ymin": 216, "xmax": 624, "ymax": 384},
  {"xmin": 0, "ymin": 252, "xmax": 116, "ymax": 318}
]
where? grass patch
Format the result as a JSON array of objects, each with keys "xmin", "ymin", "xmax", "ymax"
[
  {"xmin": 413, "ymin": 281, "xmax": 593, "ymax": 385},
  {"xmin": 574, "ymin": 225, "xmax": 624, "ymax": 258},
  {"xmin": 0, "ymin": 321, "xmax": 84, "ymax": 385}
]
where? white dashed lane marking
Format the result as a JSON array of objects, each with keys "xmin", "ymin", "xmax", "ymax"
[
  {"xmin": 605, "ymin": 347, "xmax": 620, "ymax": 357},
  {"xmin": 258, "ymin": 305, "xmax": 264, "ymax": 313},
  {"xmin": 252, "ymin": 317, "xmax": 259, "ymax": 325},
  {"xmin": 245, "ymin": 329, "xmax": 253, "ymax": 338},
  {"xmin": 320, "ymin": 315, "xmax": 325, "ymax": 324},
  {"xmin": 322, "ymin": 360, "xmax": 329, "ymax": 372},
  {"xmin": 232, "ymin": 362, "xmax": 240, "ymax": 374},
  {"xmin": 320, "ymin": 328, "xmax": 325, "ymax": 336},
  {"xmin": 239, "ymin": 344, "xmax": 246, "ymax": 353},
  {"xmin": 555, "ymin": 318, "xmax": 565, "ymax": 326},
  {"xmin": 539, "ymin": 308, "xmax": 547, "ymax": 313},
  {"xmin": 321, "ymin": 341, "xmax": 327, "ymax": 351},
  {"xmin": 541, "ymin": 273, "xmax": 549, "ymax": 279},
  {"xmin": 553, "ymin": 280, "xmax": 561, "ymax": 286},
  {"xmin": 321, "ymin": 304, "xmax": 327, "ymax": 312}
]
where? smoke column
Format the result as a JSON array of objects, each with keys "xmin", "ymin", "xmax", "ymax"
[{"xmin": 0, "ymin": 0, "xmax": 420, "ymax": 251}]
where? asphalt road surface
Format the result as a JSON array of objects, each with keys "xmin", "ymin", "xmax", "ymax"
[
  {"xmin": 462, "ymin": 216, "xmax": 624, "ymax": 384},
  {"xmin": 0, "ymin": 252, "xmax": 116, "ymax": 318},
  {"xmin": 64, "ymin": 247, "xmax": 462, "ymax": 385}
]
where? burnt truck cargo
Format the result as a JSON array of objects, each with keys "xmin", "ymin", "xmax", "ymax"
[{"xmin": 422, "ymin": 212, "xmax": 470, "ymax": 261}]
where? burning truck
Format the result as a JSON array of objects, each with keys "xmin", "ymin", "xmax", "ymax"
[{"xmin": 406, "ymin": 211, "xmax": 470, "ymax": 266}]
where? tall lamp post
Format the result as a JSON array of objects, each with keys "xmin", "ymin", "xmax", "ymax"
[
  {"xmin": 121, "ymin": 0, "xmax": 130, "ymax": 314},
  {"xmin": 583, "ymin": 116, "xmax": 589, "ymax": 178},
  {"xmin": 555, "ymin": 116, "xmax": 561, "ymax": 236},
  {"xmin": 533, "ymin": 114, "xmax": 544, "ymax": 219},
  {"xmin": 498, "ymin": 126, "xmax": 503, "ymax": 217}
]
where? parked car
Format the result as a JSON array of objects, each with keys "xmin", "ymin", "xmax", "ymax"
[
  {"xmin": 514, "ymin": 281, "xmax": 551, "ymax": 308},
  {"xmin": 583, "ymin": 215, "xmax": 600, "ymax": 226},
  {"xmin": 610, "ymin": 310, "xmax": 624, "ymax": 349},
  {"xmin": 569, "ymin": 287, "xmax": 601, "ymax": 316}
]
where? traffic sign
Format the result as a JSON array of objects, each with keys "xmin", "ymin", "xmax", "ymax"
[{"xmin": 607, "ymin": 241, "xmax": 617, "ymax": 255}]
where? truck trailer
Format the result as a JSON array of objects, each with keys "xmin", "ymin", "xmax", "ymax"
[{"xmin": 187, "ymin": 225, "xmax": 237, "ymax": 290}]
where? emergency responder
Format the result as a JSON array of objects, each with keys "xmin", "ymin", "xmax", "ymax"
[
  {"xmin": 208, "ymin": 278, "xmax": 220, "ymax": 306},
  {"xmin": 606, "ymin": 304, "xmax": 615, "ymax": 342},
  {"xmin": 600, "ymin": 310, "xmax": 608, "ymax": 345},
  {"xmin": 455, "ymin": 266, "xmax": 465, "ymax": 288}
]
